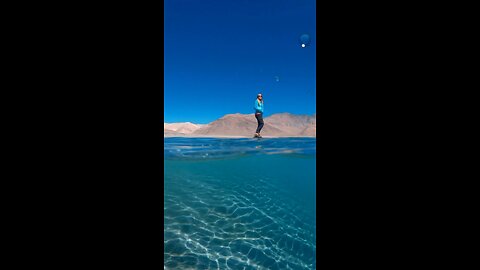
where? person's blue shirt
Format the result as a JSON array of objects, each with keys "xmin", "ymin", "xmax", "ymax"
[{"xmin": 254, "ymin": 99, "xmax": 264, "ymax": 113}]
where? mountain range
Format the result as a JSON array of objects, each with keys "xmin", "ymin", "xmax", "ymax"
[{"xmin": 164, "ymin": 113, "xmax": 316, "ymax": 137}]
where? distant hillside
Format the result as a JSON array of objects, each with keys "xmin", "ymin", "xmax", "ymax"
[
  {"xmin": 265, "ymin": 113, "xmax": 316, "ymax": 136},
  {"xmin": 192, "ymin": 113, "xmax": 285, "ymax": 137},
  {"xmin": 164, "ymin": 122, "xmax": 204, "ymax": 134},
  {"xmin": 164, "ymin": 129, "xmax": 185, "ymax": 136},
  {"xmin": 164, "ymin": 113, "xmax": 316, "ymax": 137}
]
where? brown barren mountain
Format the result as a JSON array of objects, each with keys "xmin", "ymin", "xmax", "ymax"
[
  {"xmin": 164, "ymin": 113, "xmax": 316, "ymax": 137},
  {"xmin": 300, "ymin": 125, "xmax": 316, "ymax": 137},
  {"xmin": 193, "ymin": 113, "xmax": 285, "ymax": 137},
  {"xmin": 265, "ymin": 113, "xmax": 316, "ymax": 136}
]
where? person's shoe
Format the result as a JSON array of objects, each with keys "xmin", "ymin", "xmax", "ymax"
[
  {"xmin": 253, "ymin": 133, "xmax": 259, "ymax": 138},
  {"xmin": 257, "ymin": 134, "xmax": 263, "ymax": 138}
]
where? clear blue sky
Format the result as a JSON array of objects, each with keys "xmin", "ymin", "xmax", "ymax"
[{"xmin": 164, "ymin": 0, "xmax": 316, "ymax": 124}]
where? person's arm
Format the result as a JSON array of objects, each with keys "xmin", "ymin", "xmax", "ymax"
[
  {"xmin": 256, "ymin": 101, "xmax": 264, "ymax": 113},
  {"xmin": 254, "ymin": 100, "xmax": 261, "ymax": 112}
]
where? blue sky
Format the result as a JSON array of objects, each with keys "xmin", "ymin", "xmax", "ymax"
[{"xmin": 164, "ymin": 0, "xmax": 316, "ymax": 124}]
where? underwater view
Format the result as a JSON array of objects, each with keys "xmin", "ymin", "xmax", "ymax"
[{"xmin": 164, "ymin": 137, "xmax": 316, "ymax": 269}]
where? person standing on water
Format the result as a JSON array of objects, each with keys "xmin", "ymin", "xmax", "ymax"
[{"xmin": 254, "ymin": 93, "xmax": 264, "ymax": 138}]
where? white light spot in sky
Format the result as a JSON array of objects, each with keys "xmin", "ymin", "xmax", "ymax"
[{"xmin": 299, "ymin": 34, "xmax": 311, "ymax": 48}]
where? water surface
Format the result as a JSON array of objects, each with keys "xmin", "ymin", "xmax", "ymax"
[{"xmin": 164, "ymin": 137, "xmax": 316, "ymax": 269}]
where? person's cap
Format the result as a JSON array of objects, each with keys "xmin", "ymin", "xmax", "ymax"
[{"xmin": 257, "ymin": 93, "xmax": 262, "ymax": 97}]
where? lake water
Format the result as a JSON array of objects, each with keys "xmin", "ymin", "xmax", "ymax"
[{"xmin": 164, "ymin": 137, "xmax": 316, "ymax": 269}]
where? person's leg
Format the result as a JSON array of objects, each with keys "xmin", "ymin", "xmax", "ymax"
[
  {"xmin": 255, "ymin": 114, "xmax": 262, "ymax": 134},
  {"xmin": 257, "ymin": 113, "xmax": 264, "ymax": 133}
]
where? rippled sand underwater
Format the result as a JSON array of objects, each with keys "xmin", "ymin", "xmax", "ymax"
[{"xmin": 164, "ymin": 138, "xmax": 316, "ymax": 269}]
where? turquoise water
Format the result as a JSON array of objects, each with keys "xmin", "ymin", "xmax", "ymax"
[{"xmin": 164, "ymin": 138, "xmax": 316, "ymax": 269}]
